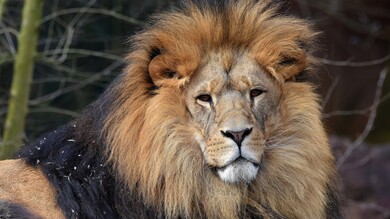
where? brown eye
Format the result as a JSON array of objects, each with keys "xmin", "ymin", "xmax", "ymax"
[
  {"xmin": 196, "ymin": 94, "xmax": 212, "ymax": 103},
  {"xmin": 250, "ymin": 89, "xmax": 264, "ymax": 98}
]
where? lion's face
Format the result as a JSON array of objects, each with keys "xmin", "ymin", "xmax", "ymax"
[{"xmin": 185, "ymin": 52, "xmax": 281, "ymax": 183}]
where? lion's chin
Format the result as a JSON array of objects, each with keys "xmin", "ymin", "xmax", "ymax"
[{"xmin": 217, "ymin": 159, "xmax": 259, "ymax": 184}]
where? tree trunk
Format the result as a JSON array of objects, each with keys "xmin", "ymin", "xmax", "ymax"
[
  {"xmin": 1, "ymin": 0, "xmax": 43, "ymax": 159},
  {"xmin": 0, "ymin": 0, "xmax": 6, "ymax": 21}
]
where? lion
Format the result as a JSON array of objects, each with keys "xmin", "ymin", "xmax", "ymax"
[{"xmin": 0, "ymin": 1, "xmax": 343, "ymax": 218}]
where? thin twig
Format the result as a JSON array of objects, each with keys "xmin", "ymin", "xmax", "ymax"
[
  {"xmin": 0, "ymin": 21, "xmax": 16, "ymax": 54},
  {"xmin": 40, "ymin": 8, "xmax": 144, "ymax": 26},
  {"xmin": 40, "ymin": 48, "xmax": 122, "ymax": 61},
  {"xmin": 0, "ymin": 26, "xmax": 18, "ymax": 37},
  {"xmin": 320, "ymin": 54, "xmax": 390, "ymax": 67},
  {"xmin": 341, "ymin": 152, "xmax": 374, "ymax": 171},
  {"xmin": 323, "ymin": 108, "xmax": 369, "ymax": 118},
  {"xmin": 29, "ymin": 107, "xmax": 79, "ymax": 117},
  {"xmin": 348, "ymin": 200, "xmax": 390, "ymax": 218},
  {"xmin": 337, "ymin": 67, "xmax": 388, "ymax": 168},
  {"xmin": 36, "ymin": 58, "xmax": 107, "ymax": 79},
  {"xmin": 302, "ymin": 1, "xmax": 390, "ymax": 40},
  {"xmin": 323, "ymin": 91, "xmax": 390, "ymax": 118},
  {"xmin": 42, "ymin": 0, "xmax": 58, "ymax": 56},
  {"xmin": 54, "ymin": 0, "xmax": 95, "ymax": 63},
  {"xmin": 29, "ymin": 60, "xmax": 123, "ymax": 105},
  {"xmin": 322, "ymin": 75, "xmax": 340, "ymax": 108}
]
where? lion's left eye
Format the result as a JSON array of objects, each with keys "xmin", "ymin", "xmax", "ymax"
[
  {"xmin": 250, "ymin": 89, "xmax": 265, "ymax": 98},
  {"xmin": 196, "ymin": 94, "xmax": 213, "ymax": 103}
]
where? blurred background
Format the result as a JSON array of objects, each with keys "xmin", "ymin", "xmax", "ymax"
[{"xmin": 0, "ymin": 0, "xmax": 389, "ymax": 218}]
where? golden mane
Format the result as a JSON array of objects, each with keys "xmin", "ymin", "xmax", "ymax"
[
  {"xmin": 0, "ymin": 1, "xmax": 342, "ymax": 218},
  {"xmin": 102, "ymin": 1, "xmax": 337, "ymax": 218}
]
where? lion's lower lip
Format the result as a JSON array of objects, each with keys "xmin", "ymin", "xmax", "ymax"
[{"xmin": 216, "ymin": 157, "xmax": 259, "ymax": 170}]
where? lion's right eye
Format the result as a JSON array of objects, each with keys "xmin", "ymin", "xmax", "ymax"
[
  {"xmin": 196, "ymin": 94, "xmax": 213, "ymax": 103},
  {"xmin": 250, "ymin": 89, "xmax": 265, "ymax": 98}
]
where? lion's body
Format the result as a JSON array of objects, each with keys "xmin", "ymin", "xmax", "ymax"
[
  {"xmin": 0, "ymin": 160, "xmax": 63, "ymax": 218},
  {"xmin": 0, "ymin": 1, "xmax": 342, "ymax": 218}
]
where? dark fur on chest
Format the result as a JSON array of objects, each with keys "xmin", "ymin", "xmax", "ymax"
[
  {"xmin": 17, "ymin": 124, "xmax": 115, "ymax": 218},
  {"xmin": 16, "ymin": 124, "xmax": 160, "ymax": 219}
]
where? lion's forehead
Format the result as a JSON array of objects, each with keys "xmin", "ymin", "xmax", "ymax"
[{"xmin": 189, "ymin": 52, "xmax": 272, "ymax": 94}]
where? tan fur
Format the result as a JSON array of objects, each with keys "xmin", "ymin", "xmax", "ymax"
[
  {"xmin": 103, "ymin": 1, "xmax": 336, "ymax": 218},
  {"xmin": 0, "ymin": 159, "xmax": 64, "ymax": 219}
]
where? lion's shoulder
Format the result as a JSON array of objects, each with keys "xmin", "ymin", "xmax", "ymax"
[
  {"xmin": 12, "ymin": 124, "xmax": 162, "ymax": 218},
  {"xmin": 0, "ymin": 159, "xmax": 63, "ymax": 219},
  {"xmin": 14, "ymin": 126, "xmax": 120, "ymax": 218}
]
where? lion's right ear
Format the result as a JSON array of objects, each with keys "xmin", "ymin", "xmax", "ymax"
[
  {"xmin": 148, "ymin": 54, "xmax": 189, "ymax": 87},
  {"xmin": 149, "ymin": 55, "xmax": 179, "ymax": 86}
]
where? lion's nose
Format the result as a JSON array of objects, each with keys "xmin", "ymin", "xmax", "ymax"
[{"xmin": 221, "ymin": 128, "xmax": 252, "ymax": 147}]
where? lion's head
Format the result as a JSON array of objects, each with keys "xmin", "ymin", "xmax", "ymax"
[
  {"xmin": 101, "ymin": 1, "xmax": 338, "ymax": 218},
  {"xmin": 184, "ymin": 53, "xmax": 279, "ymax": 183}
]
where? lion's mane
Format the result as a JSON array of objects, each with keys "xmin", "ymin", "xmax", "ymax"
[{"xmin": 14, "ymin": 1, "xmax": 342, "ymax": 218}]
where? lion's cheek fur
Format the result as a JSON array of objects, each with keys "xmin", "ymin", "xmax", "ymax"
[
  {"xmin": 251, "ymin": 83, "xmax": 336, "ymax": 218},
  {"xmin": 106, "ymin": 87, "xmax": 200, "ymax": 217}
]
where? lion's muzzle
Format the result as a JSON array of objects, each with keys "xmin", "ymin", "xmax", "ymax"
[{"xmin": 205, "ymin": 124, "xmax": 265, "ymax": 183}]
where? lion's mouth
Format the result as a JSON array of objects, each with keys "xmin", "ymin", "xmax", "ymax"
[
  {"xmin": 216, "ymin": 157, "xmax": 259, "ymax": 171},
  {"xmin": 214, "ymin": 157, "xmax": 260, "ymax": 183}
]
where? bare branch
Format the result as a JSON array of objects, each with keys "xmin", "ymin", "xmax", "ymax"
[
  {"xmin": 337, "ymin": 67, "xmax": 388, "ymax": 168},
  {"xmin": 0, "ymin": 21, "xmax": 16, "ymax": 54},
  {"xmin": 323, "ymin": 91, "xmax": 390, "ymax": 118},
  {"xmin": 348, "ymin": 200, "xmax": 390, "ymax": 218},
  {"xmin": 42, "ymin": 0, "xmax": 59, "ymax": 55},
  {"xmin": 301, "ymin": 1, "xmax": 390, "ymax": 40},
  {"xmin": 40, "ymin": 8, "xmax": 144, "ymax": 26},
  {"xmin": 0, "ymin": 26, "xmax": 18, "ymax": 37},
  {"xmin": 32, "ymin": 77, "xmax": 80, "ymax": 85},
  {"xmin": 29, "ymin": 107, "xmax": 79, "ymax": 118},
  {"xmin": 52, "ymin": 0, "xmax": 95, "ymax": 63},
  {"xmin": 322, "ymin": 75, "xmax": 340, "ymax": 108},
  {"xmin": 40, "ymin": 48, "xmax": 122, "ymax": 61},
  {"xmin": 323, "ymin": 108, "xmax": 369, "ymax": 118},
  {"xmin": 320, "ymin": 54, "xmax": 390, "ymax": 67},
  {"xmin": 379, "ymin": 91, "xmax": 390, "ymax": 105},
  {"xmin": 29, "ymin": 60, "xmax": 123, "ymax": 105},
  {"xmin": 341, "ymin": 152, "xmax": 374, "ymax": 171}
]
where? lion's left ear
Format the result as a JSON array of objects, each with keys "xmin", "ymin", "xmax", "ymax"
[
  {"xmin": 148, "ymin": 53, "xmax": 191, "ymax": 87},
  {"xmin": 277, "ymin": 52, "xmax": 307, "ymax": 81},
  {"xmin": 269, "ymin": 40, "xmax": 315, "ymax": 83}
]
